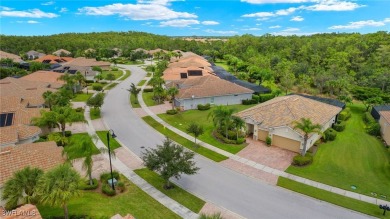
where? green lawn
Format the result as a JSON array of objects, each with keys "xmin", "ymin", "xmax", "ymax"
[
  {"xmin": 90, "ymin": 108, "xmax": 101, "ymax": 120},
  {"xmin": 72, "ymin": 93, "xmax": 92, "ymax": 102},
  {"xmin": 38, "ymin": 177, "xmax": 180, "ymax": 219},
  {"xmin": 137, "ymin": 80, "xmax": 146, "ymax": 86},
  {"xmin": 158, "ymin": 104, "xmax": 253, "ymax": 154},
  {"xmin": 101, "ymin": 70, "xmax": 123, "ymax": 80},
  {"xmin": 143, "ymin": 92, "xmax": 163, "ymax": 107},
  {"xmin": 134, "ymin": 168, "xmax": 205, "ymax": 213},
  {"xmin": 214, "ymin": 60, "xmax": 229, "ymax": 71},
  {"xmin": 105, "ymin": 82, "xmax": 118, "ymax": 90},
  {"xmin": 286, "ymin": 104, "xmax": 390, "ymax": 200},
  {"xmin": 96, "ymin": 131, "xmax": 121, "ymax": 150},
  {"xmin": 119, "ymin": 70, "xmax": 131, "ymax": 80},
  {"xmin": 64, "ymin": 133, "xmax": 100, "ymax": 159},
  {"xmin": 277, "ymin": 177, "xmax": 389, "ymax": 219},
  {"xmin": 142, "ymin": 116, "xmax": 227, "ymax": 162},
  {"xmin": 130, "ymin": 94, "xmax": 141, "ymax": 108}
]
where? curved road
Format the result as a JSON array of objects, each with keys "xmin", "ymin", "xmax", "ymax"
[{"xmin": 102, "ymin": 65, "xmax": 370, "ymax": 219}]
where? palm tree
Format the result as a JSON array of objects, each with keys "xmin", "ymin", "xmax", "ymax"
[
  {"xmin": 232, "ymin": 116, "xmax": 246, "ymax": 140},
  {"xmin": 127, "ymin": 83, "xmax": 140, "ymax": 104},
  {"xmin": 73, "ymin": 72, "xmax": 86, "ymax": 89},
  {"xmin": 167, "ymin": 86, "xmax": 179, "ymax": 110},
  {"xmin": 32, "ymin": 106, "xmax": 85, "ymax": 136},
  {"xmin": 36, "ymin": 164, "xmax": 81, "ymax": 219},
  {"xmin": 42, "ymin": 90, "xmax": 56, "ymax": 111},
  {"xmin": 59, "ymin": 73, "xmax": 77, "ymax": 95},
  {"xmin": 1, "ymin": 167, "xmax": 44, "ymax": 210},
  {"xmin": 293, "ymin": 118, "xmax": 322, "ymax": 156},
  {"xmin": 208, "ymin": 106, "xmax": 235, "ymax": 138}
]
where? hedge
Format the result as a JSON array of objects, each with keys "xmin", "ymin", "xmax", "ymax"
[
  {"xmin": 79, "ymin": 179, "xmax": 99, "ymax": 190},
  {"xmin": 242, "ymin": 99, "xmax": 257, "ymax": 105},
  {"xmin": 259, "ymin": 93, "xmax": 274, "ymax": 103},
  {"xmin": 100, "ymin": 171, "xmax": 120, "ymax": 182},
  {"xmin": 197, "ymin": 103, "xmax": 211, "ymax": 110},
  {"xmin": 166, "ymin": 109, "xmax": 178, "ymax": 115},
  {"xmin": 213, "ymin": 130, "xmax": 237, "ymax": 144},
  {"xmin": 333, "ymin": 120, "xmax": 346, "ymax": 132},
  {"xmin": 92, "ymin": 84, "xmax": 103, "ymax": 91},
  {"xmin": 366, "ymin": 123, "xmax": 381, "ymax": 136},
  {"xmin": 338, "ymin": 109, "xmax": 351, "ymax": 121},
  {"xmin": 143, "ymin": 88, "xmax": 153, "ymax": 92},
  {"xmin": 292, "ymin": 153, "xmax": 313, "ymax": 166},
  {"xmin": 102, "ymin": 183, "xmax": 116, "ymax": 196},
  {"xmin": 324, "ymin": 128, "xmax": 337, "ymax": 141}
]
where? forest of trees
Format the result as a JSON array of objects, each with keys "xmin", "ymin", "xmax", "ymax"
[{"xmin": 1, "ymin": 31, "xmax": 389, "ymax": 102}]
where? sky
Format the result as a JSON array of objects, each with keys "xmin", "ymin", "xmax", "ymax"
[{"xmin": 0, "ymin": 0, "xmax": 389, "ymax": 36}]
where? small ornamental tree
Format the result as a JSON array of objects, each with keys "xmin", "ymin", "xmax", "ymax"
[
  {"xmin": 87, "ymin": 93, "xmax": 105, "ymax": 109},
  {"xmin": 186, "ymin": 122, "xmax": 204, "ymax": 145},
  {"xmin": 127, "ymin": 83, "xmax": 140, "ymax": 104},
  {"xmin": 141, "ymin": 137, "xmax": 199, "ymax": 189}
]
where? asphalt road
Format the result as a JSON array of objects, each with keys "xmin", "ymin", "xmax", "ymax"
[{"xmin": 102, "ymin": 64, "xmax": 370, "ymax": 219}]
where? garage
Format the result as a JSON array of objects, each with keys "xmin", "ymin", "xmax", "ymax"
[
  {"xmin": 257, "ymin": 129, "xmax": 269, "ymax": 141},
  {"xmin": 272, "ymin": 135, "xmax": 301, "ymax": 152}
]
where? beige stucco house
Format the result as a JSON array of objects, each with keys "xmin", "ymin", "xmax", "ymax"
[
  {"xmin": 235, "ymin": 95, "xmax": 343, "ymax": 153},
  {"xmin": 379, "ymin": 111, "xmax": 390, "ymax": 145}
]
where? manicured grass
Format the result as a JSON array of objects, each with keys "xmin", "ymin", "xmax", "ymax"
[
  {"xmin": 134, "ymin": 168, "xmax": 205, "ymax": 213},
  {"xmin": 90, "ymin": 108, "xmax": 101, "ymax": 120},
  {"xmin": 143, "ymin": 92, "xmax": 163, "ymax": 107},
  {"xmin": 38, "ymin": 177, "xmax": 180, "ymax": 219},
  {"xmin": 64, "ymin": 133, "xmax": 100, "ymax": 159},
  {"xmin": 158, "ymin": 104, "xmax": 253, "ymax": 154},
  {"xmin": 119, "ymin": 70, "xmax": 131, "ymax": 80},
  {"xmin": 72, "ymin": 93, "xmax": 92, "ymax": 102},
  {"xmin": 130, "ymin": 94, "xmax": 141, "ymax": 108},
  {"xmin": 277, "ymin": 177, "xmax": 389, "ymax": 219},
  {"xmin": 142, "ymin": 116, "xmax": 227, "ymax": 162},
  {"xmin": 101, "ymin": 70, "xmax": 123, "ymax": 80},
  {"xmin": 124, "ymin": 60, "xmax": 144, "ymax": 65},
  {"xmin": 96, "ymin": 131, "xmax": 121, "ymax": 150},
  {"xmin": 137, "ymin": 80, "xmax": 146, "ymax": 86},
  {"xmin": 105, "ymin": 82, "xmax": 118, "ymax": 90},
  {"xmin": 286, "ymin": 104, "xmax": 390, "ymax": 200},
  {"xmin": 214, "ymin": 60, "xmax": 229, "ymax": 71}
]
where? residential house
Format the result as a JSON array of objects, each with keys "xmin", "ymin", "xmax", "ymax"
[
  {"xmin": 169, "ymin": 76, "xmax": 253, "ymax": 110},
  {"xmin": 234, "ymin": 95, "xmax": 343, "ymax": 153},
  {"xmin": 21, "ymin": 71, "xmax": 65, "ymax": 86},
  {"xmin": 372, "ymin": 105, "xmax": 390, "ymax": 145},
  {"xmin": 34, "ymin": 54, "xmax": 73, "ymax": 64},
  {"xmin": 0, "ymin": 141, "xmax": 65, "ymax": 185},
  {"xmin": 53, "ymin": 49, "xmax": 71, "ymax": 57},
  {"xmin": 26, "ymin": 50, "xmax": 46, "ymax": 60},
  {"xmin": 163, "ymin": 66, "xmax": 215, "ymax": 82},
  {"xmin": 62, "ymin": 57, "xmax": 111, "ymax": 70},
  {"xmin": 53, "ymin": 65, "xmax": 98, "ymax": 81},
  {"xmin": 0, "ymin": 51, "xmax": 24, "ymax": 63}
]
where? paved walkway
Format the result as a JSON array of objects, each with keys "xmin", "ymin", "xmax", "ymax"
[
  {"xmin": 137, "ymin": 76, "xmax": 390, "ymax": 207},
  {"xmin": 83, "ymin": 105, "xmax": 199, "ymax": 219}
]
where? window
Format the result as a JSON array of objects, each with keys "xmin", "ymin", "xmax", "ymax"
[
  {"xmin": 0, "ymin": 113, "xmax": 14, "ymax": 127},
  {"xmin": 188, "ymin": 70, "xmax": 202, "ymax": 76},
  {"xmin": 180, "ymin": 73, "xmax": 188, "ymax": 79}
]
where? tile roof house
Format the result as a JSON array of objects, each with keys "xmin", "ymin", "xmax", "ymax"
[
  {"xmin": 0, "ymin": 141, "xmax": 65, "ymax": 186},
  {"xmin": 234, "ymin": 95, "xmax": 343, "ymax": 153},
  {"xmin": 373, "ymin": 105, "xmax": 390, "ymax": 145},
  {"xmin": 169, "ymin": 76, "xmax": 253, "ymax": 110},
  {"xmin": 0, "ymin": 204, "xmax": 42, "ymax": 219},
  {"xmin": 53, "ymin": 65, "xmax": 98, "ymax": 81},
  {"xmin": 20, "ymin": 71, "xmax": 65, "ymax": 87},
  {"xmin": 34, "ymin": 54, "xmax": 73, "ymax": 64},
  {"xmin": 26, "ymin": 50, "xmax": 46, "ymax": 60},
  {"xmin": 52, "ymin": 49, "xmax": 71, "ymax": 56},
  {"xmin": 63, "ymin": 57, "xmax": 111, "ymax": 70},
  {"xmin": 0, "ymin": 51, "xmax": 24, "ymax": 63}
]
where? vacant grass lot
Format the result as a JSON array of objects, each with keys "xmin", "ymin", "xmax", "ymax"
[
  {"xmin": 64, "ymin": 133, "xmax": 100, "ymax": 159},
  {"xmin": 142, "ymin": 116, "xmax": 227, "ymax": 162},
  {"xmin": 278, "ymin": 177, "xmax": 389, "ymax": 218},
  {"xmin": 158, "ymin": 104, "xmax": 253, "ymax": 154},
  {"xmin": 134, "ymin": 168, "xmax": 205, "ymax": 213},
  {"xmin": 72, "ymin": 93, "xmax": 92, "ymax": 102},
  {"xmin": 38, "ymin": 177, "xmax": 180, "ymax": 219},
  {"xmin": 286, "ymin": 104, "xmax": 390, "ymax": 200},
  {"xmin": 101, "ymin": 70, "xmax": 122, "ymax": 80},
  {"xmin": 96, "ymin": 131, "xmax": 121, "ymax": 150}
]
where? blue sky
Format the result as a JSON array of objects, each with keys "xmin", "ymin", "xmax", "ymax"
[{"xmin": 1, "ymin": 0, "xmax": 389, "ymax": 36}]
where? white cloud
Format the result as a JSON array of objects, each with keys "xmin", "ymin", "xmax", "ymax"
[
  {"xmin": 79, "ymin": 3, "xmax": 197, "ymax": 20},
  {"xmin": 137, "ymin": 0, "xmax": 181, "ymax": 6},
  {"xmin": 256, "ymin": 23, "xmax": 262, "ymax": 26},
  {"xmin": 59, "ymin": 7, "xmax": 68, "ymax": 13},
  {"xmin": 242, "ymin": 12, "xmax": 275, "ymax": 18},
  {"xmin": 202, "ymin": 21, "xmax": 219, "ymax": 25},
  {"xmin": 241, "ymin": 0, "xmax": 310, "ymax": 4},
  {"xmin": 42, "ymin": 1, "xmax": 55, "ymax": 6},
  {"xmin": 291, "ymin": 16, "xmax": 304, "ymax": 21},
  {"xmin": 304, "ymin": 1, "xmax": 364, "ymax": 11},
  {"xmin": 0, "ymin": 9, "xmax": 58, "ymax": 18},
  {"xmin": 242, "ymin": 27, "xmax": 262, "ymax": 31},
  {"xmin": 0, "ymin": 6, "xmax": 12, "ymax": 11},
  {"xmin": 27, "ymin": 20, "xmax": 40, "ymax": 24},
  {"xmin": 271, "ymin": 31, "xmax": 318, "ymax": 36},
  {"xmin": 275, "ymin": 7, "xmax": 298, "ymax": 15},
  {"xmin": 284, "ymin": 27, "xmax": 300, "ymax": 32},
  {"xmin": 160, "ymin": 19, "xmax": 199, "ymax": 27},
  {"xmin": 329, "ymin": 19, "xmax": 387, "ymax": 30},
  {"xmin": 269, "ymin": 25, "xmax": 281, "ymax": 28},
  {"xmin": 204, "ymin": 29, "xmax": 238, "ymax": 35}
]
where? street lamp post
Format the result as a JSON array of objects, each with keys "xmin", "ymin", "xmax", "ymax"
[{"xmin": 106, "ymin": 129, "xmax": 117, "ymax": 190}]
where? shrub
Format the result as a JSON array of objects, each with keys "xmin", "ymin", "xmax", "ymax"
[
  {"xmin": 363, "ymin": 112, "xmax": 375, "ymax": 124},
  {"xmin": 166, "ymin": 109, "xmax": 178, "ymax": 115},
  {"xmin": 323, "ymin": 128, "xmax": 337, "ymax": 141},
  {"xmin": 117, "ymin": 181, "xmax": 126, "ymax": 193},
  {"xmin": 213, "ymin": 130, "xmax": 237, "ymax": 144},
  {"xmin": 92, "ymin": 84, "xmax": 103, "ymax": 91},
  {"xmin": 197, "ymin": 103, "xmax": 211, "ymax": 110},
  {"xmin": 85, "ymin": 80, "xmax": 94, "ymax": 84},
  {"xmin": 227, "ymin": 130, "xmax": 237, "ymax": 140},
  {"xmin": 79, "ymin": 179, "xmax": 99, "ymax": 190},
  {"xmin": 143, "ymin": 88, "xmax": 153, "ymax": 92},
  {"xmin": 102, "ymin": 183, "xmax": 116, "ymax": 196},
  {"xmin": 333, "ymin": 121, "xmax": 346, "ymax": 132},
  {"xmin": 259, "ymin": 93, "xmax": 274, "ymax": 103},
  {"xmin": 252, "ymin": 95, "xmax": 260, "ymax": 103},
  {"xmin": 338, "ymin": 109, "xmax": 351, "ymax": 121},
  {"xmin": 100, "ymin": 81, "xmax": 107, "ymax": 84},
  {"xmin": 366, "ymin": 123, "xmax": 381, "ymax": 136},
  {"xmin": 266, "ymin": 136, "xmax": 272, "ymax": 146},
  {"xmin": 236, "ymin": 138, "xmax": 245, "ymax": 144},
  {"xmin": 292, "ymin": 153, "xmax": 313, "ymax": 166},
  {"xmin": 111, "ymin": 67, "xmax": 118, "ymax": 71},
  {"xmin": 75, "ymin": 107, "xmax": 84, "ymax": 113},
  {"xmin": 100, "ymin": 171, "xmax": 120, "ymax": 182},
  {"xmin": 242, "ymin": 99, "xmax": 257, "ymax": 105}
]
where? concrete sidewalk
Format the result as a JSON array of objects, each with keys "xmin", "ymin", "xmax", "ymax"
[
  {"xmin": 137, "ymin": 76, "xmax": 390, "ymax": 207},
  {"xmin": 83, "ymin": 105, "xmax": 199, "ymax": 219}
]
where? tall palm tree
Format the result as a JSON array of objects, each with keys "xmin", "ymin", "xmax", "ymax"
[
  {"xmin": 293, "ymin": 118, "xmax": 322, "ymax": 156},
  {"xmin": 42, "ymin": 90, "xmax": 56, "ymax": 111},
  {"xmin": 1, "ymin": 167, "xmax": 44, "ymax": 210},
  {"xmin": 59, "ymin": 73, "xmax": 77, "ymax": 95},
  {"xmin": 208, "ymin": 106, "xmax": 235, "ymax": 138},
  {"xmin": 167, "ymin": 86, "xmax": 179, "ymax": 110},
  {"xmin": 232, "ymin": 116, "xmax": 246, "ymax": 140},
  {"xmin": 127, "ymin": 83, "xmax": 140, "ymax": 104},
  {"xmin": 36, "ymin": 164, "xmax": 81, "ymax": 219},
  {"xmin": 73, "ymin": 72, "xmax": 86, "ymax": 89}
]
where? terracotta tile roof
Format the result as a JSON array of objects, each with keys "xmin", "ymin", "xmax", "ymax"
[
  {"xmin": 0, "ymin": 204, "xmax": 42, "ymax": 219},
  {"xmin": 235, "ymin": 95, "xmax": 342, "ymax": 133},
  {"xmin": 172, "ymin": 75, "xmax": 253, "ymax": 99},
  {"xmin": 52, "ymin": 49, "xmax": 71, "ymax": 56},
  {"xmin": 26, "ymin": 50, "xmax": 46, "ymax": 58},
  {"xmin": 379, "ymin": 111, "xmax": 390, "ymax": 124},
  {"xmin": 21, "ymin": 71, "xmax": 65, "ymax": 87},
  {"xmin": 0, "ymin": 50, "xmax": 24, "ymax": 63},
  {"xmin": 163, "ymin": 66, "xmax": 215, "ymax": 81},
  {"xmin": 63, "ymin": 57, "xmax": 111, "ymax": 68},
  {"xmin": 0, "ymin": 141, "xmax": 65, "ymax": 185},
  {"xmin": 0, "ymin": 125, "xmax": 41, "ymax": 145},
  {"xmin": 34, "ymin": 54, "xmax": 72, "ymax": 64}
]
